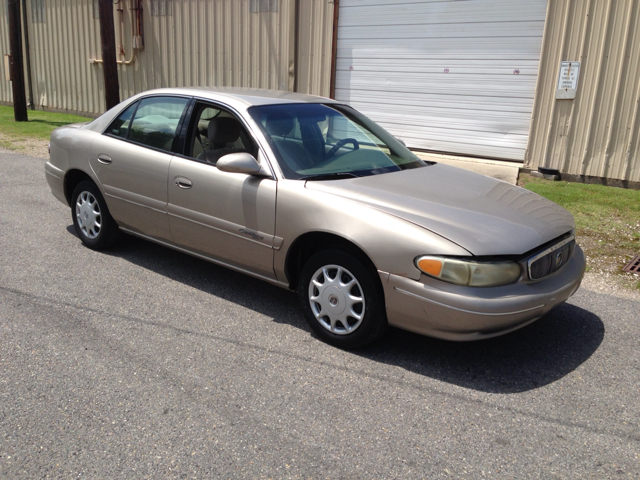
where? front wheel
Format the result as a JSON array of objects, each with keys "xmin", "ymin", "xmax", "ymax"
[
  {"xmin": 298, "ymin": 249, "xmax": 387, "ymax": 349},
  {"xmin": 71, "ymin": 180, "xmax": 118, "ymax": 250}
]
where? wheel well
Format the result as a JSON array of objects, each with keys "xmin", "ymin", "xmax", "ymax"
[
  {"xmin": 285, "ymin": 232, "xmax": 378, "ymax": 291},
  {"xmin": 64, "ymin": 169, "xmax": 93, "ymax": 205}
]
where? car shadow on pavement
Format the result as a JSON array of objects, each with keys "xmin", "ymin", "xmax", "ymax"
[
  {"xmin": 69, "ymin": 227, "xmax": 307, "ymax": 330},
  {"xmin": 70, "ymin": 226, "xmax": 605, "ymax": 394},
  {"xmin": 357, "ymin": 303, "xmax": 604, "ymax": 393}
]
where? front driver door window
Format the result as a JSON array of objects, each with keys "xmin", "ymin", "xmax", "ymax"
[
  {"xmin": 167, "ymin": 102, "xmax": 277, "ymax": 279},
  {"xmin": 188, "ymin": 104, "xmax": 257, "ymax": 164},
  {"xmin": 89, "ymin": 96, "xmax": 190, "ymax": 240}
]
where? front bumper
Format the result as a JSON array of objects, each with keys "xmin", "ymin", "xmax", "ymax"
[{"xmin": 380, "ymin": 245, "xmax": 586, "ymax": 341}]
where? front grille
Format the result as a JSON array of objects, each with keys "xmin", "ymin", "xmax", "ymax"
[{"xmin": 528, "ymin": 236, "xmax": 575, "ymax": 280}]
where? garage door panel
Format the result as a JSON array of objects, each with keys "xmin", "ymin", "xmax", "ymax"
[
  {"xmin": 336, "ymin": 74, "xmax": 539, "ymax": 98},
  {"xmin": 400, "ymin": 130, "xmax": 529, "ymax": 151},
  {"xmin": 340, "ymin": 22, "xmax": 545, "ymax": 40},
  {"xmin": 399, "ymin": 131, "xmax": 529, "ymax": 158},
  {"xmin": 340, "ymin": 0, "xmax": 546, "ymax": 23},
  {"xmin": 371, "ymin": 113, "xmax": 534, "ymax": 135},
  {"xmin": 335, "ymin": 0, "xmax": 547, "ymax": 160},
  {"xmin": 360, "ymin": 104, "xmax": 536, "ymax": 123},
  {"xmin": 338, "ymin": 37, "xmax": 545, "ymax": 54},
  {"xmin": 338, "ymin": 91, "xmax": 536, "ymax": 113},
  {"xmin": 337, "ymin": 59, "xmax": 541, "ymax": 76}
]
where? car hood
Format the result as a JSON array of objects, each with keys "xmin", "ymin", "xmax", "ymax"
[{"xmin": 305, "ymin": 164, "xmax": 575, "ymax": 256}]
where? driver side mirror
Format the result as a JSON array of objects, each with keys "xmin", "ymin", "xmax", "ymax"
[{"xmin": 217, "ymin": 152, "xmax": 270, "ymax": 176}]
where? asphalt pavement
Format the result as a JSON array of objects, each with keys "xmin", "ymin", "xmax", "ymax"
[{"xmin": 1, "ymin": 151, "xmax": 638, "ymax": 479}]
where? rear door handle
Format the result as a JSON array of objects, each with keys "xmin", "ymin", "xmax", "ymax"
[
  {"xmin": 174, "ymin": 177, "xmax": 193, "ymax": 189},
  {"xmin": 97, "ymin": 154, "xmax": 112, "ymax": 165}
]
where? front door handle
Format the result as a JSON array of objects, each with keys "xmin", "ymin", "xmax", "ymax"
[
  {"xmin": 97, "ymin": 154, "xmax": 112, "ymax": 165},
  {"xmin": 174, "ymin": 176, "xmax": 193, "ymax": 189}
]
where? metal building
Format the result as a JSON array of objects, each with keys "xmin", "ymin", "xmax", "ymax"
[
  {"xmin": 0, "ymin": 0, "xmax": 334, "ymax": 116},
  {"xmin": 2, "ymin": 0, "xmax": 639, "ymax": 185},
  {"xmin": 525, "ymin": 0, "xmax": 640, "ymax": 185}
]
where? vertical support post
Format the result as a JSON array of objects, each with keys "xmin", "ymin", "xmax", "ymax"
[
  {"xmin": 293, "ymin": 0, "xmax": 300, "ymax": 92},
  {"xmin": 329, "ymin": 0, "xmax": 340, "ymax": 99},
  {"xmin": 7, "ymin": 0, "xmax": 28, "ymax": 121},
  {"xmin": 98, "ymin": 0, "xmax": 120, "ymax": 110},
  {"xmin": 20, "ymin": 0, "xmax": 34, "ymax": 110}
]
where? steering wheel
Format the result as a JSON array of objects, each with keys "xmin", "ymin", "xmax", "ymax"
[{"xmin": 325, "ymin": 138, "xmax": 359, "ymax": 160}]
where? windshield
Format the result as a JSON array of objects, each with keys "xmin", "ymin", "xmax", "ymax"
[{"xmin": 248, "ymin": 103, "xmax": 427, "ymax": 179}]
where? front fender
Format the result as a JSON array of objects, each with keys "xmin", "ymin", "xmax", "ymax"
[{"xmin": 274, "ymin": 179, "xmax": 470, "ymax": 283}]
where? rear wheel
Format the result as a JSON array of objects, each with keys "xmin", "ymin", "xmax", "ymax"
[
  {"xmin": 298, "ymin": 249, "xmax": 387, "ymax": 349},
  {"xmin": 71, "ymin": 181, "xmax": 118, "ymax": 250}
]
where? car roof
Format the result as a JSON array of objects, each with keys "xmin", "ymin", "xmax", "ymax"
[
  {"xmin": 135, "ymin": 86, "xmax": 339, "ymax": 108},
  {"xmin": 85, "ymin": 86, "xmax": 342, "ymax": 133}
]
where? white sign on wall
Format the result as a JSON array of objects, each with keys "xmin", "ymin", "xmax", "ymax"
[{"xmin": 556, "ymin": 61, "xmax": 580, "ymax": 99}]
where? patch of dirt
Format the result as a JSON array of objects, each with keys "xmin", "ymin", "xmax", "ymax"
[
  {"xmin": 579, "ymin": 233, "xmax": 640, "ymax": 300},
  {"xmin": 0, "ymin": 133, "xmax": 49, "ymax": 159},
  {"xmin": 581, "ymin": 271, "xmax": 640, "ymax": 300},
  {"xmin": 573, "ymin": 220, "xmax": 640, "ymax": 299}
]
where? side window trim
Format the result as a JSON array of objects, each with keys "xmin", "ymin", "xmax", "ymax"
[
  {"xmin": 123, "ymin": 101, "xmax": 141, "ymax": 140},
  {"xmin": 175, "ymin": 97, "xmax": 197, "ymax": 156}
]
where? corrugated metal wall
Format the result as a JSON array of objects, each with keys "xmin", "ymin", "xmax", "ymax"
[
  {"xmin": 0, "ymin": 1, "xmax": 13, "ymax": 103},
  {"xmin": 526, "ymin": 0, "xmax": 640, "ymax": 183},
  {"xmin": 297, "ymin": 0, "xmax": 333, "ymax": 97},
  {"xmin": 27, "ymin": 0, "xmax": 104, "ymax": 115},
  {"xmin": 0, "ymin": 0, "xmax": 333, "ymax": 116}
]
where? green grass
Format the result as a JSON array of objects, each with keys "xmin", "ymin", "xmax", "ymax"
[
  {"xmin": 0, "ymin": 105, "xmax": 92, "ymax": 142},
  {"xmin": 519, "ymin": 173, "xmax": 640, "ymax": 288},
  {"xmin": 519, "ymin": 174, "xmax": 640, "ymax": 231}
]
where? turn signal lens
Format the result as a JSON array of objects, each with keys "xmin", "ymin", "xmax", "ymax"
[
  {"xmin": 417, "ymin": 258, "xmax": 442, "ymax": 276},
  {"xmin": 415, "ymin": 256, "xmax": 522, "ymax": 287}
]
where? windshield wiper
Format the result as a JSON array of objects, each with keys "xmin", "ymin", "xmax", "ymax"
[{"xmin": 299, "ymin": 172, "xmax": 359, "ymax": 181}]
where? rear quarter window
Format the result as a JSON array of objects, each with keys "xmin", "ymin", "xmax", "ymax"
[{"xmin": 105, "ymin": 102, "xmax": 138, "ymax": 138}]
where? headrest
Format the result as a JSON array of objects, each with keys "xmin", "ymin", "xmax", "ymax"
[
  {"xmin": 264, "ymin": 112, "xmax": 294, "ymax": 137},
  {"xmin": 208, "ymin": 117, "xmax": 241, "ymax": 143}
]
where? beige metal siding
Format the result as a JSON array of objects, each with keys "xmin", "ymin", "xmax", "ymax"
[
  {"xmin": 27, "ymin": 0, "xmax": 104, "ymax": 115},
  {"xmin": 1, "ymin": 0, "xmax": 331, "ymax": 116},
  {"xmin": 526, "ymin": 0, "xmax": 640, "ymax": 183},
  {"xmin": 1, "ymin": 3, "xmax": 14, "ymax": 103},
  {"xmin": 115, "ymin": 0, "xmax": 296, "ymax": 99},
  {"xmin": 296, "ymin": 0, "xmax": 334, "ymax": 97}
]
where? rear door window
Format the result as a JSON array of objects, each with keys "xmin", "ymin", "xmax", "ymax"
[{"xmin": 127, "ymin": 96, "xmax": 190, "ymax": 152}]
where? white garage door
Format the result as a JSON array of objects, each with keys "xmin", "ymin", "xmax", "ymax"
[{"xmin": 335, "ymin": 0, "xmax": 548, "ymax": 161}]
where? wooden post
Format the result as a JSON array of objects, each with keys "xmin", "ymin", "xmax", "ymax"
[
  {"xmin": 98, "ymin": 0, "xmax": 120, "ymax": 110},
  {"xmin": 329, "ymin": 0, "xmax": 340, "ymax": 99},
  {"xmin": 21, "ymin": 0, "xmax": 35, "ymax": 110},
  {"xmin": 7, "ymin": 0, "xmax": 28, "ymax": 122}
]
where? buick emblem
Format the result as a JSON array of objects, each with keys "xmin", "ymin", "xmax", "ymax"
[{"xmin": 555, "ymin": 251, "xmax": 564, "ymax": 267}]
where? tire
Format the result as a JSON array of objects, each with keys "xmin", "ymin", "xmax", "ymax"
[
  {"xmin": 71, "ymin": 180, "xmax": 118, "ymax": 250},
  {"xmin": 298, "ymin": 249, "xmax": 387, "ymax": 349}
]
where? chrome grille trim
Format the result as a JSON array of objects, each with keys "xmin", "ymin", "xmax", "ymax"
[{"xmin": 527, "ymin": 235, "xmax": 575, "ymax": 280}]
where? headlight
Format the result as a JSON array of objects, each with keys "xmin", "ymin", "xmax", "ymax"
[{"xmin": 415, "ymin": 256, "xmax": 522, "ymax": 287}]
